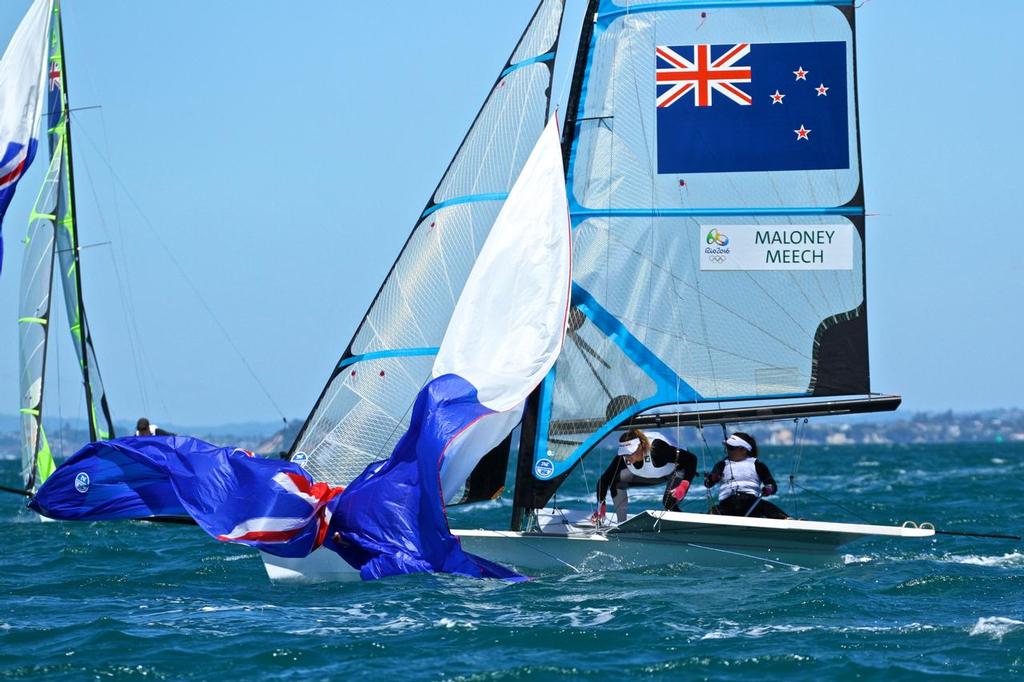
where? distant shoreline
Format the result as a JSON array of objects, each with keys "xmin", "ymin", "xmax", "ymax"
[{"xmin": 1, "ymin": 410, "xmax": 1021, "ymax": 460}]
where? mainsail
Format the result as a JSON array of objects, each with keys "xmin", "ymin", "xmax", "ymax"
[
  {"xmin": 18, "ymin": 0, "xmax": 114, "ymax": 492},
  {"xmin": 290, "ymin": 0, "xmax": 565, "ymax": 495},
  {"xmin": 514, "ymin": 0, "xmax": 873, "ymax": 517}
]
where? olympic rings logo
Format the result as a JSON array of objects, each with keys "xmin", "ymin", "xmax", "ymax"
[{"xmin": 706, "ymin": 228, "xmax": 729, "ymax": 246}]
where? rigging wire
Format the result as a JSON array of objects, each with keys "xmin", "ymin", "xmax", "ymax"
[
  {"xmin": 71, "ymin": 121, "xmax": 156, "ymax": 417},
  {"xmin": 68, "ymin": 118, "xmax": 289, "ymax": 426},
  {"xmin": 789, "ymin": 480, "xmax": 881, "ymax": 526}
]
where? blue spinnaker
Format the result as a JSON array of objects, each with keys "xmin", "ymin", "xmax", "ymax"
[
  {"xmin": 325, "ymin": 373, "xmax": 525, "ymax": 581},
  {"xmin": 29, "ymin": 436, "xmax": 343, "ymax": 558},
  {"xmin": 30, "ymin": 429, "xmax": 522, "ymax": 579}
]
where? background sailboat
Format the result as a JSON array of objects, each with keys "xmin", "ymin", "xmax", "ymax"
[{"xmin": 19, "ymin": 0, "xmax": 114, "ymax": 496}]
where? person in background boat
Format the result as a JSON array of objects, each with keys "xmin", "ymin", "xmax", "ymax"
[
  {"xmin": 135, "ymin": 418, "xmax": 175, "ymax": 437},
  {"xmin": 704, "ymin": 433, "xmax": 788, "ymax": 519},
  {"xmin": 592, "ymin": 429, "xmax": 698, "ymax": 523}
]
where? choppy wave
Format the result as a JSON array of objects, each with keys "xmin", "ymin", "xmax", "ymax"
[
  {"xmin": 969, "ymin": 617, "xmax": 1024, "ymax": 641},
  {"xmin": 1, "ymin": 443, "xmax": 1022, "ymax": 680}
]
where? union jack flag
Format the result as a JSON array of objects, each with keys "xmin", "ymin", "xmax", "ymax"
[
  {"xmin": 216, "ymin": 471, "xmax": 344, "ymax": 549},
  {"xmin": 0, "ymin": 144, "xmax": 30, "ymax": 193},
  {"xmin": 48, "ymin": 60, "xmax": 61, "ymax": 92},
  {"xmin": 656, "ymin": 43, "xmax": 752, "ymax": 108}
]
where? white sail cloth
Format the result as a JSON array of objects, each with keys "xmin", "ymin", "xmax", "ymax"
[
  {"xmin": 0, "ymin": 0, "xmax": 51, "ymax": 275},
  {"xmin": 0, "ymin": 0, "xmax": 49, "ymax": 154},
  {"xmin": 436, "ymin": 116, "xmax": 571, "ymax": 501}
]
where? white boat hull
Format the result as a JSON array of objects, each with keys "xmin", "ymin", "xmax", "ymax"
[{"xmin": 260, "ymin": 509, "xmax": 934, "ymax": 582}]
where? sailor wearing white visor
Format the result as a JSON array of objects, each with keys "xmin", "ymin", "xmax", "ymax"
[
  {"xmin": 704, "ymin": 432, "xmax": 788, "ymax": 519},
  {"xmin": 592, "ymin": 429, "xmax": 698, "ymax": 523}
]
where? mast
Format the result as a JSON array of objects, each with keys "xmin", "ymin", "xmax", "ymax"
[
  {"xmin": 53, "ymin": 1, "xmax": 93, "ymax": 441},
  {"xmin": 511, "ymin": 0, "xmax": 599, "ymax": 531}
]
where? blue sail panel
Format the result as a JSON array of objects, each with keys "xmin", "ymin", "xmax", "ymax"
[{"xmin": 531, "ymin": 0, "xmax": 870, "ymax": 483}]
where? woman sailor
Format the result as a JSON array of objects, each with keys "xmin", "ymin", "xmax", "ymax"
[
  {"xmin": 704, "ymin": 433, "xmax": 789, "ymax": 519},
  {"xmin": 592, "ymin": 429, "xmax": 698, "ymax": 523}
]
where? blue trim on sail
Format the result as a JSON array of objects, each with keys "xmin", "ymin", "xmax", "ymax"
[
  {"xmin": 598, "ymin": 0, "xmax": 852, "ymax": 26},
  {"xmin": 421, "ymin": 193, "xmax": 508, "ymax": 219},
  {"xmin": 572, "ymin": 284, "xmax": 699, "ymax": 398},
  {"xmin": 500, "ymin": 53, "xmax": 556, "ymax": 78},
  {"xmin": 570, "ymin": 204, "xmax": 863, "ymax": 222},
  {"xmin": 533, "ymin": 369, "xmax": 558, "ymax": 464},
  {"xmin": 338, "ymin": 347, "xmax": 439, "ymax": 370}
]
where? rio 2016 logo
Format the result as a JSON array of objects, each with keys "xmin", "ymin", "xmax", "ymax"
[{"xmin": 706, "ymin": 228, "xmax": 729, "ymax": 246}]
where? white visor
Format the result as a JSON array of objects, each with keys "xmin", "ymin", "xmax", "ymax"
[
  {"xmin": 617, "ymin": 438, "xmax": 641, "ymax": 456},
  {"xmin": 723, "ymin": 435, "xmax": 752, "ymax": 451}
]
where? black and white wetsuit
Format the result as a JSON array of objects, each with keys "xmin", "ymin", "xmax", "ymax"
[
  {"xmin": 597, "ymin": 432, "xmax": 698, "ymax": 522},
  {"xmin": 705, "ymin": 456, "xmax": 788, "ymax": 519},
  {"xmin": 135, "ymin": 425, "xmax": 176, "ymax": 437}
]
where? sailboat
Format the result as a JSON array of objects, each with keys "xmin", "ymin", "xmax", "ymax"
[
  {"xmin": 18, "ymin": 0, "xmax": 116, "ymax": 497},
  {"xmin": 262, "ymin": 0, "xmax": 935, "ymax": 580}
]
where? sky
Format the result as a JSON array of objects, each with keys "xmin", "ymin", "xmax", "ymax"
[{"xmin": 0, "ymin": 0, "xmax": 1021, "ymax": 430}]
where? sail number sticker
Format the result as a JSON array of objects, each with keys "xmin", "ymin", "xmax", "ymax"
[{"xmin": 700, "ymin": 224, "xmax": 853, "ymax": 271}]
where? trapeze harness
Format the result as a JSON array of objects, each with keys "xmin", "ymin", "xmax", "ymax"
[
  {"xmin": 716, "ymin": 457, "xmax": 763, "ymax": 500},
  {"xmin": 707, "ymin": 456, "xmax": 787, "ymax": 519},
  {"xmin": 597, "ymin": 431, "xmax": 697, "ymax": 522}
]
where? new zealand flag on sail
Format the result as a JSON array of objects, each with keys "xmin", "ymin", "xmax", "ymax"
[{"xmin": 655, "ymin": 41, "xmax": 849, "ymax": 174}]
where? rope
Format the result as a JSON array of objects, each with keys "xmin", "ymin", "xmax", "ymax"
[
  {"xmin": 69, "ymin": 118, "xmax": 289, "ymax": 426},
  {"xmin": 789, "ymin": 480, "xmax": 882, "ymax": 526},
  {"xmin": 685, "ymin": 542, "xmax": 804, "ymax": 570}
]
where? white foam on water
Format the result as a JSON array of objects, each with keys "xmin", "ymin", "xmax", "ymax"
[
  {"xmin": 567, "ymin": 606, "xmax": 615, "ymax": 627},
  {"xmin": 969, "ymin": 617, "xmax": 1024, "ymax": 642},
  {"xmin": 699, "ymin": 622, "xmax": 936, "ymax": 641},
  {"xmin": 436, "ymin": 617, "xmax": 478, "ymax": 630},
  {"xmin": 842, "ymin": 554, "xmax": 874, "ymax": 565},
  {"xmin": 940, "ymin": 551, "xmax": 1024, "ymax": 567},
  {"xmin": 991, "ymin": 458, "xmax": 1007, "ymax": 464},
  {"xmin": 198, "ymin": 604, "xmax": 279, "ymax": 613},
  {"xmin": 700, "ymin": 624, "xmax": 814, "ymax": 640}
]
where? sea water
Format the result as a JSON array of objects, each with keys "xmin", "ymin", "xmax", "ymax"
[{"xmin": 1, "ymin": 443, "xmax": 1021, "ymax": 680}]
